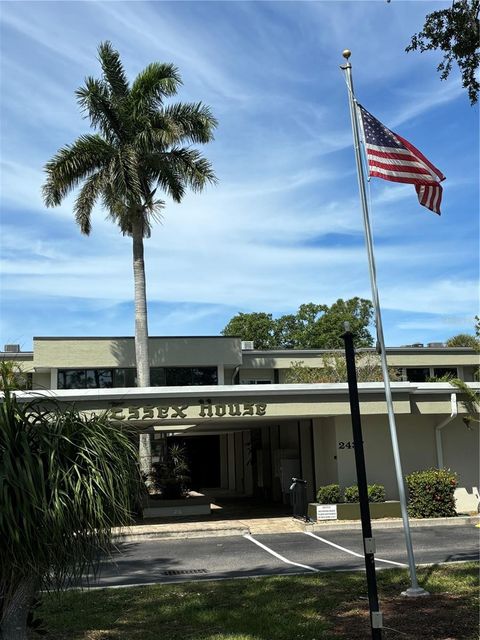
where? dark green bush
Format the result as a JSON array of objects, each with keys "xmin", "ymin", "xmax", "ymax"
[
  {"xmin": 368, "ymin": 484, "xmax": 386, "ymax": 503},
  {"xmin": 316, "ymin": 484, "xmax": 341, "ymax": 504},
  {"xmin": 344, "ymin": 485, "xmax": 359, "ymax": 503},
  {"xmin": 406, "ymin": 468, "xmax": 457, "ymax": 518},
  {"xmin": 344, "ymin": 484, "xmax": 386, "ymax": 503}
]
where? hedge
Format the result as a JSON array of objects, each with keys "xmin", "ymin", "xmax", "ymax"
[
  {"xmin": 405, "ymin": 468, "xmax": 457, "ymax": 518},
  {"xmin": 317, "ymin": 483, "xmax": 386, "ymax": 504},
  {"xmin": 316, "ymin": 484, "xmax": 341, "ymax": 504}
]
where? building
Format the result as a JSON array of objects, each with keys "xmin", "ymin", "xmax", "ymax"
[{"xmin": 2, "ymin": 337, "xmax": 479, "ymax": 509}]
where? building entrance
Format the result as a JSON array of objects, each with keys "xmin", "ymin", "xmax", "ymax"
[{"xmin": 169, "ymin": 434, "xmax": 221, "ymax": 490}]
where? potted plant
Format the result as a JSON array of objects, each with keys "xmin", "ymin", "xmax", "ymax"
[{"xmin": 150, "ymin": 444, "xmax": 191, "ymax": 499}]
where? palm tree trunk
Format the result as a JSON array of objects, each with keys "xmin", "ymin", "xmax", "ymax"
[
  {"xmin": 1, "ymin": 577, "xmax": 36, "ymax": 640},
  {"xmin": 131, "ymin": 218, "xmax": 150, "ymax": 387}
]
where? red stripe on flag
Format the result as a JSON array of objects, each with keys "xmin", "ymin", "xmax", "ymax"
[
  {"xmin": 368, "ymin": 159, "xmax": 434, "ymax": 176},
  {"xmin": 397, "ymin": 134, "xmax": 446, "ymax": 181}
]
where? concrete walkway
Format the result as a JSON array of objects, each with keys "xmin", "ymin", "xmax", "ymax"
[{"xmin": 113, "ymin": 514, "xmax": 479, "ymax": 542}]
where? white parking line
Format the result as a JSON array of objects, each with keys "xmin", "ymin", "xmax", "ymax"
[
  {"xmin": 243, "ymin": 534, "xmax": 319, "ymax": 572},
  {"xmin": 304, "ymin": 531, "xmax": 407, "ymax": 567}
]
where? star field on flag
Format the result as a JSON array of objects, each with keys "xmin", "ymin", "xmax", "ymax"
[{"xmin": 357, "ymin": 104, "xmax": 446, "ymax": 215}]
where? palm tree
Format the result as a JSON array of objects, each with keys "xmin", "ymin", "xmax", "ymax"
[
  {"xmin": 0, "ymin": 363, "xmax": 140, "ymax": 639},
  {"xmin": 43, "ymin": 42, "xmax": 217, "ymax": 386}
]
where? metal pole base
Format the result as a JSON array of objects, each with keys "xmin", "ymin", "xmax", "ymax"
[{"xmin": 401, "ymin": 587, "xmax": 430, "ymax": 598}]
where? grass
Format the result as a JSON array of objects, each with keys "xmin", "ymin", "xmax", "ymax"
[{"xmin": 38, "ymin": 562, "xmax": 478, "ymax": 639}]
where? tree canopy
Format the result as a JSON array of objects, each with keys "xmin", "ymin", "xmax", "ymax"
[
  {"xmin": 406, "ymin": 0, "xmax": 480, "ymax": 104},
  {"xmin": 445, "ymin": 333, "xmax": 480, "ymax": 349},
  {"xmin": 285, "ymin": 353, "xmax": 400, "ymax": 384},
  {"xmin": 221, "ymin": 298, "xmax": 374, "ymax": 349}
]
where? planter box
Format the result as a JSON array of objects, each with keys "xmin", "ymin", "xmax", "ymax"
[
  {"xmin": 143, "ymin": 496, "xmax": 211, "ymax": 519},
  {"xmin": 308, "ymin": 501, "xmax": 402, "ymax": 521}
]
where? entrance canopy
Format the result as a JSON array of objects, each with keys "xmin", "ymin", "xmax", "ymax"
[{"xmin": 11, "ymin": 382, "xmax": 469, "ymax": 434}]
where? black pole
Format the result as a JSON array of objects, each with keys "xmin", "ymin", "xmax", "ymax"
[{"xmin": 342, "ymin": 325, "xmax": 383, "ymax": 639}]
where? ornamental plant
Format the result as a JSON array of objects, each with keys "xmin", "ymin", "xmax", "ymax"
[
  {"xmin": 316, "ymin": 484, "xmax": 341, "ymax": 504},
  {"xmin": 406, "ymin": 468, "xmax": 457, "ymax": 518},
  {"xmin": 0, "ymin": 364, "xmax": 141, "ymax": 640},
  {"xmin": 344, "ymin": 484, "xmax": 386, "ymax": 503}
]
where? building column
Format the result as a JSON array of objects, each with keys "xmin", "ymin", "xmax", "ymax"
[{"xmin": 139, "ymin": 432, "xmax": 152, "ymax": 478}]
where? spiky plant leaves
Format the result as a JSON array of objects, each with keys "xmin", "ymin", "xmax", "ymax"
[{"xmin": 0, "ymin": 363, "xmax": 141, "ymax": 638}]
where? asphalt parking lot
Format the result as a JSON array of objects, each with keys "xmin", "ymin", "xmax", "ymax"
[{"xmin": 89, "ymin": 524, "xmax": 479, "ymax": 588}]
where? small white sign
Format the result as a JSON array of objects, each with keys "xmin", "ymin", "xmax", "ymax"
[{"xmin": 316, "ymin": 504, "xmax": 338, "ymax": 521}]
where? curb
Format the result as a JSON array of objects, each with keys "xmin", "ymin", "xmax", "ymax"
[
  {"xmin": 308, "ymin": 515, "xmax": 479, "ymax": 533},
  {"xmin": 113, "ymin": 515, "xmax": 478, "ymax": 541},
  {"xmin": 114, "ymin": 526, "xmax": 250, "ymax": 542}
]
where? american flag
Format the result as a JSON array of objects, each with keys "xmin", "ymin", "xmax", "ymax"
[{"xmin": 357, "ymin": 104, "xmax": 446, "ymax": 215}]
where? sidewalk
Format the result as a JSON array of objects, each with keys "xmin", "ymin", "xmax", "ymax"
[{"xmin": 113, "ymin": 513, "xmax": 479, "ymax": 542}]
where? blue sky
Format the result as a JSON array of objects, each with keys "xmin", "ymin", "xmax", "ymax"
[{"xmin": 1, "ymin": 1, "xmax": 478, "ymax": 351}]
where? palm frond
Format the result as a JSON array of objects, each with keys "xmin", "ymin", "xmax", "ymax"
[
  {"xmin": 76, "ymin": 77, "xmax": 124, "ymax": 142},
  {"xmin": 162, "ymin": 147, "xmax": 217, "ymax": 191},
  {"xmin": 106, "ymin": 146, "xmax": 143, "ymax": 208},
  {"xmin": 144, "ymin": 153, "xmax": 185, "ymax": 202},
  {"xmin": 159, "ymin": 102, "xmax": 218, "ymax": 144},
  {"xmin": 73, "ymin": 170, "xmax": 107, "ymax": 234},
  {"xmin": 449, "ymin": 378, "xmax": 480, "ymax": 426},
  {"xmin": 43, "ymin": 135, "xmax": 115, "ymax": 207},
  {"xmin": 98, "ymin": 41, "xmax": 130, "ymax": 98},
  {"xmin": 130, "ymin": 62, "xmax": 182, "ymax": 110}
]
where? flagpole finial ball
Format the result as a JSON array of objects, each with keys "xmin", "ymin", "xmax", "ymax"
[{"xmin": 342, "ymin": 49, "xmax": 351, "ymax": 60}]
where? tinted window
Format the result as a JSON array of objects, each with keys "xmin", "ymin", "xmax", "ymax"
[
  {"xmin": 113, "ymin": 368, "xmax": 136, "ymax": 388},
  {"xmin": 405, "ymin": 368, "xmax": 430, "ymax": 382},
  {"xmin": 191, "ymin": 367, "xmax": 217, "ymax": 386},
  {"xmin": 151, "ymin": 368, "xmax": 166, "ymax": 386},
  {"xmin": 86, "ymin": 369, "xmax": 113, "ymax": 388},
  {"xmin": 58, "ymin": 370, "xmax": 86, "ymax": 389},
  {"xmin": 433, "ymin": 367, "xmax": 457, "ymax": 379}
]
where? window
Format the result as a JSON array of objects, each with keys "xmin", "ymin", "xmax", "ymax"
[
  {"xmin": 86, "ymin": 369, "xmax": 113, "ymax": 388},
  {"xmin": 58, "ymin": 369, "xmax": 86, "ymax": 389},
  {"xmin": 433, "ymin": 367, "xmax": 457, "ymax": 379},
  {"xmin": 113, "ymin": 368, "xmax": 136, "ymax": 387},
  {"xmin": 405, "ymin": 368, "xmax": 430, "ymax": 382},
  {"xmin": 240, "ymin": 379, "xmax": 272, "ymax": 385},
  {"xmin": 164, "ymin": 367, "xmax": 217, "ymax": 386},
  {"xmin": 403, "ymin": 366, "xmax": 459, "ymax": 383},
  {"xmin": 57, "ymin": 366, "xmax": 217, "ymax": 389}
]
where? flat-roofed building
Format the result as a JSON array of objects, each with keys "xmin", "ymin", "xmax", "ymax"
[{"xmin": 2, "ymin": 336, "xmax": 478, "ymax": 510}]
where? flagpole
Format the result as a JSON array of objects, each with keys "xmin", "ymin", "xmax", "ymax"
[{"xmin": 340, "ymin": 49, "xmax": 428, "ymax": 597}]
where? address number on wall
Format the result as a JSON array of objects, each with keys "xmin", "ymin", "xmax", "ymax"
[{"xmin": 338, "ymin": 441, "xmax": 355, "ymax": 449}]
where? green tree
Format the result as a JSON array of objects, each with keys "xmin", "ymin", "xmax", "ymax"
[
  {"xmin": 0, "ymin": 364, "xmax": 140, "ymax": 639},
  {"xmin": 406, "ymin": 0, "xmax": 480, "ymax": 104},
  {"xmin": 285, "ymin": 353, "xmax": 399, "ymax": 383},
  {"xmin": 297, "ymin": 298, "xmax": 374, "ymax": 349},
  {"xmin": 0, "ymin": 361, "xmax": 30, "ymax": 390},
  {"xmin": 222, "ymin": 312, "xmax": 275, "ymax": 349},
  {"xmin": 445, "ymin": 333, "xmax": 480, "ymax": 349},
  {"xmin": 43, "ymin": 42, "xmax": 217, "ymax": 386},
  {"xmin": 222, "ymin": 298, "xmax": 374, "ymax": 350}
]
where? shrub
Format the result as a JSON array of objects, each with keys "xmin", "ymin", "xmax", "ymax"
[
  {"xmin": 368, "ymin": 484, "xmax": 386, "ymax": 503},
  {"xmin": 316, "ymin": 484, "xmax": 341, "ymax": 504},
  {"xmin": 344, "ymin": 484, "xmax": 386, "ymax": 503},
  {"xmin": 406, "ymin": 468, "xmax": 457, "ymax": 518},
  {"xmin": 344, "ymin": 485, "xmax": 359, "ymax": 503}
]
